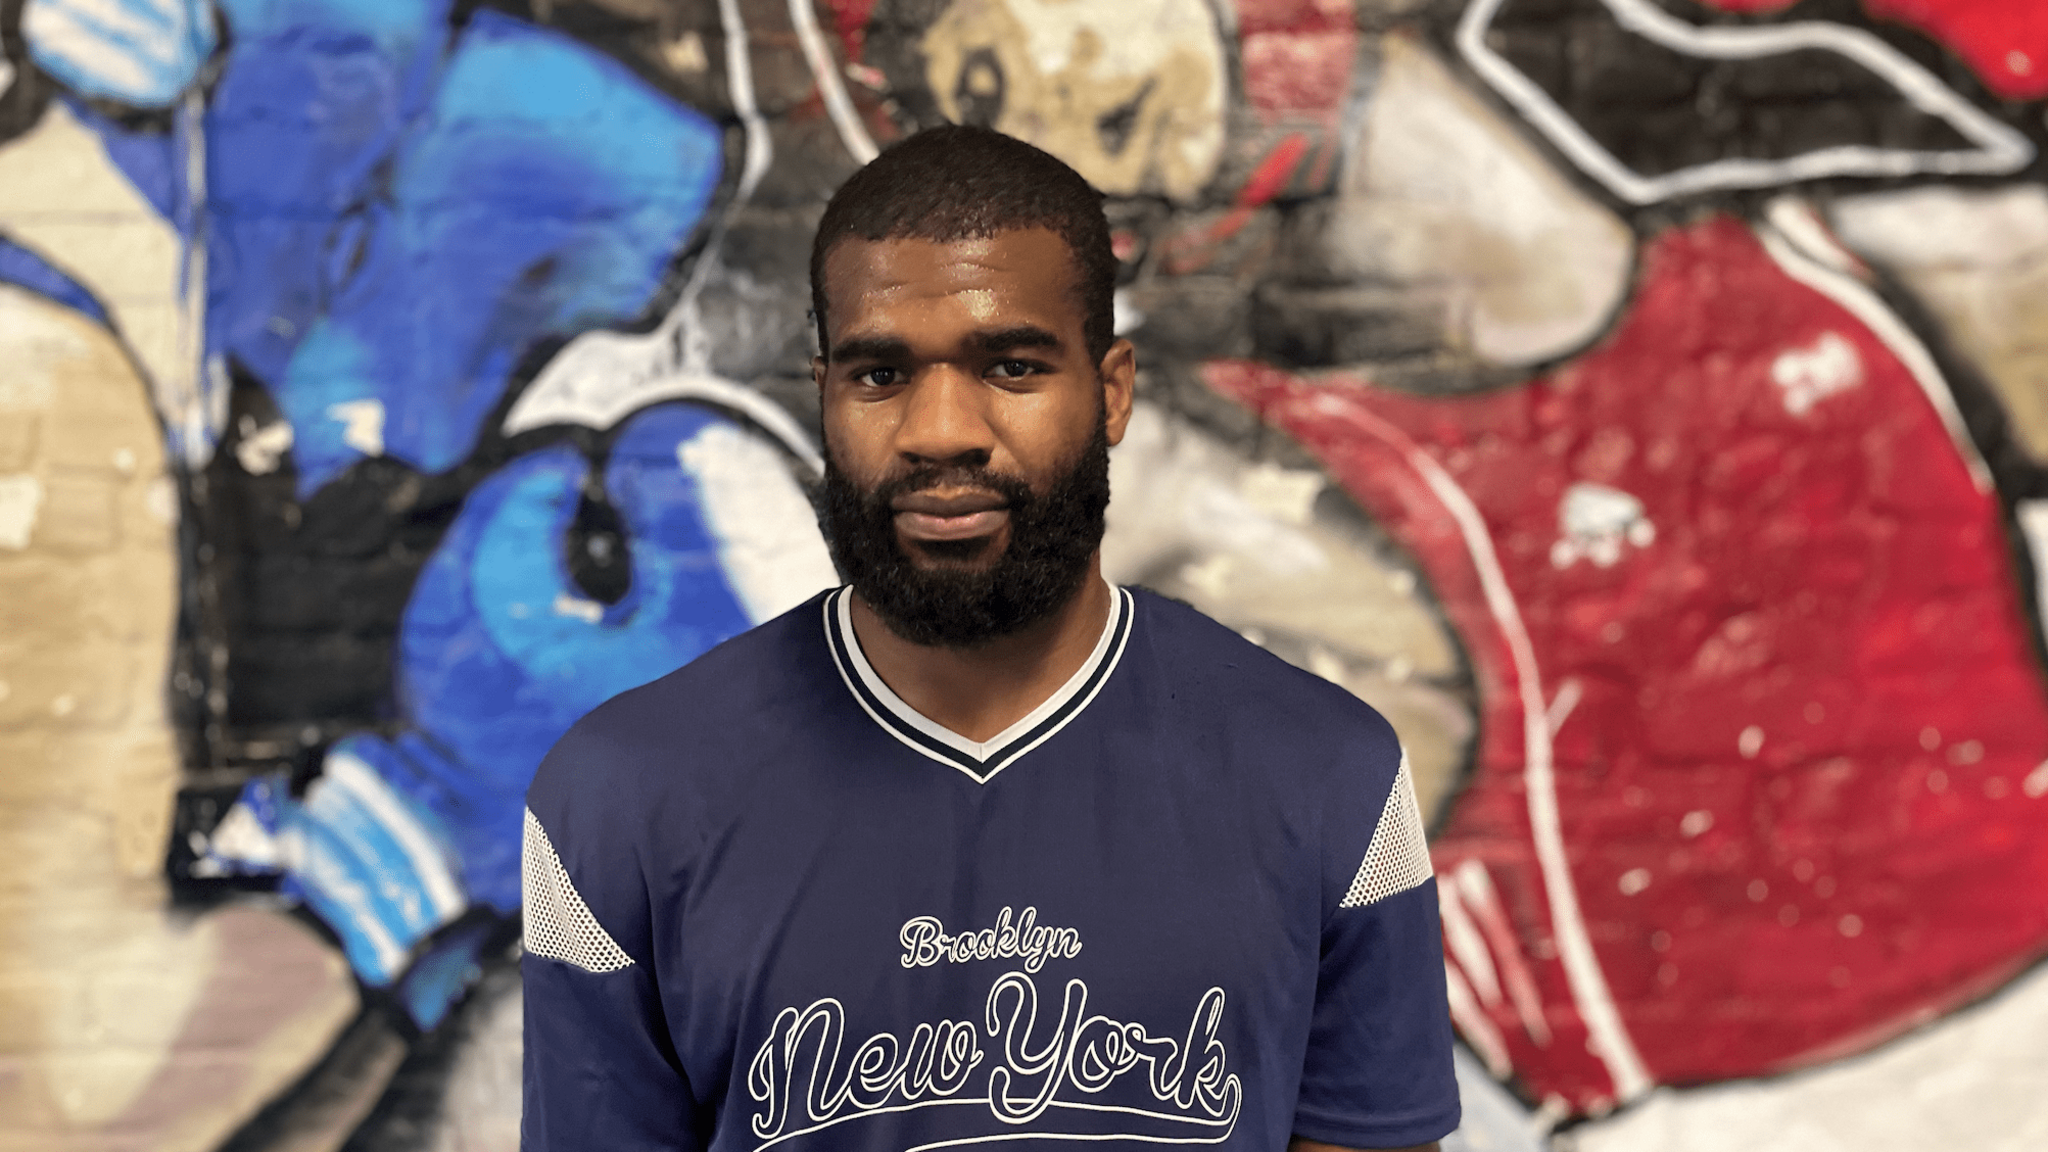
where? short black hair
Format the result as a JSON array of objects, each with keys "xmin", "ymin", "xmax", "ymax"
[{"xmin": 810, "ymin": 125, "xmax": 1117, "ymax": 367}]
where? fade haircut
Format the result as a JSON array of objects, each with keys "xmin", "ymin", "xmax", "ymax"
[{"xmin": 810, "ymin": 125, "xmax": 1118, "ymax": 367}]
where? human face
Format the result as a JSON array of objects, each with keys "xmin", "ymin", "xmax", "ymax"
[
  {"xmin": 813, "ymin": 228, "xmax": 1135, "ymax": 642},
  {"xmin": 814, "ymin": 228, "xmax": 1134, "ymax": 564}
]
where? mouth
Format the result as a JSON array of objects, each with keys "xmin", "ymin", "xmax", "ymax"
[{"xmin": 892, "ymin": 489, "xmax": 1011, "ymax": 544}]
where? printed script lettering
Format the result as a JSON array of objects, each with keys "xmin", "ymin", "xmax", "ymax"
[
  {"xmin": 745, "ymin": 973, "xmax": 1242, "ymax": 1148},
  {"xmin": 899, "ymin": 906, "xmax": 1082, "ymax": 973}
]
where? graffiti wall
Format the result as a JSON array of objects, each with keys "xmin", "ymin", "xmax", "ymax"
[{"xmin": 6, "ymin": 0, "xmax": 2048, "ymax": 1147}]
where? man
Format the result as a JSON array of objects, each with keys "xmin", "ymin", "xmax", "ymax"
[{"xmin": 521, "ymin": 125, "xmax": 1460, "ymax": 1152}]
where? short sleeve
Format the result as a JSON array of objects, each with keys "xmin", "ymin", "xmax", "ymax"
[
  {"xmin": 1293, "ymin": 744, "xmax": 1461, "ymax": 1148},
  {"xmin": 522, "ymin": 727, "xmax": 702, "ymax": 1151}
]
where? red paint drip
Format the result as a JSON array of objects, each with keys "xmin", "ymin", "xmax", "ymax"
[
  {"xmin": 821, "ymin": 0, "xmax": 878, "ymax": 60},
  {"xmin": 1238, "ymin": 133, "xmax": 1311, "ymax": 208},
  {"xmin": 1157, "ymin": 135, "xmax": 1310, "ymax": 275}
]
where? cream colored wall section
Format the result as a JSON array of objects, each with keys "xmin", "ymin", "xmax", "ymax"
[
  {"xmin": 921, "ymin": 0, "xmax": 1228, "ymax": 203},
  {"xmin": 1831, "ymin": 185, "xmax": 2048, "ymax": 463},
  {"xmin": 1331, "ymin": 35, "xmax": 1635, "ymax": 368},
  {"xmin": 0, "ymin": 100, "xmax": 211, "ymax": 463},
  {"xmin": 0, "ymin": 287, "xmax": 355, "ymax": 1148}
]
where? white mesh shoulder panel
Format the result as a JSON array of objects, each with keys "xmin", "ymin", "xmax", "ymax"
[
  {"xmin": 522, "ymin": 807, "xmax": 636, "ymax": 973},
  {"xmin": 1340, "ymin": 750, "xmax": 1435, "ymax": 909}
]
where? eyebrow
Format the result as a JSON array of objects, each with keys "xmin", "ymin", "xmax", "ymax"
[
  {"xmin": 829, "ymin": 326, "xmax": 1065, "ymax": 365},
  {"xmin": 969, "ymin": 326, "xmax": 1063, "ymax": 355},
  {"xmin": 829, "ymin": 335, "xmax": 913, "ymax": 363}
]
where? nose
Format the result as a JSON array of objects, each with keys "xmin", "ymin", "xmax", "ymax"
[{"xmin": 892, "ymin": 366, "xmax": 994, "ymax": 466}]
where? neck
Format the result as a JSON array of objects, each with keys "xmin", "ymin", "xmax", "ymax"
[{"xmin": 847, "ymin": 558, "xmax": 1114, "ymax": 744}]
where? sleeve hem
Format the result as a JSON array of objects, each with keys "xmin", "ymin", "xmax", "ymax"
[{"xmin": 1291, "ymin": 1100, "xmax": 1461, "ymax": 1149}]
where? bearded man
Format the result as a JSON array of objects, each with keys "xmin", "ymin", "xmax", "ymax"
[{"xmin": 520, "ymin": 125, "xmax": 1460, "ymax": 1152}]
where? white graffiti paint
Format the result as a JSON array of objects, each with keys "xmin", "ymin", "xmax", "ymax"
[
  {"xmin": 1235, "ymin": 463, "xmax": 1324, "ymax": 528},
  {"xmin": 173, "ymin": 92, "xmax": 222, "ymax": 468},
  {"xmin": 1453, "ymin": 860, "xmax": 1550, "ymax": 1046},
  {"xmin": 787, "ymin": 0, "xmax": 877, "ymax": 164},
  {"xmin": 675, "ymin": 421, "xmax": 838, "ymax": 624},
  {"xmin": 21, "ymin": 0, "xmax": 217, "ymax": 107},
  {"xmin": 1338, "ymin": 404, "xmax": 1653, "ymax": 1101},
  {"xmin": 0, "ymin": 474, "xmax": 44, "ymax": 550},
  {"xmin": 1771, "ymin": 331, "xmax": 1863, "ymax": 417},
  {"xmin": 1572, "ymin": 953, "xmax": 2048, "ymax": 1152},
  {"xmin": 1443, "ymin": 959, "xmax": 1511, "ymax": 1078},
  {"xmin": 1438, "ymin": 859, "xmax": 1556, "ymax": 1088},
  {"xmin": 503, "ymin": 335, "xmax": 823, "ymax": 475},
  {"xmin": 1456, "ymin": 0, "xmax": 2034, "ymax": 204},
  {"xmin": 2013, "ymin": 501, "xmax": 2048, "ymax": 644},
  {"xmin": 234, "ymin": 419, "xmax": 295, "ymax": 475},
  {"xmin": 1551, "ymin": 483, "xmax": 1655, "ymax": 570},
  {"xmin": 325, "ymin": 398, "xmax": 385, "ymax": 457},
  {"xmin": 551, "ymin": 593, "xmax": 604, "ymax": 625}
]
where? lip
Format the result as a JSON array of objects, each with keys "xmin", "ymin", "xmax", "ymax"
[{"xmin": 893, "ymin": 489, "xmax": 1010, "ymax": 542}]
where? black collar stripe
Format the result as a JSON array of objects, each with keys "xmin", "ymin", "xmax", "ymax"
[
  {"xmin": 822, "ymin": 597, "xmax": 978, "ymax": 775},
  {"xmin": 822, "ymin": 585, "xmax": 1133, "ymax": 784}
]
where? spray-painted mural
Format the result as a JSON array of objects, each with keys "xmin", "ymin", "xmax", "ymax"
[{"xmin": 8, "ymin": 0, "xmax": 2048, "ymax": 1147}]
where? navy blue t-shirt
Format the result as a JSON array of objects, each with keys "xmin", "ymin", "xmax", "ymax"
[{"xmin": 521, "ymin": 586, "xmax": 1460, "ymax": 1151}]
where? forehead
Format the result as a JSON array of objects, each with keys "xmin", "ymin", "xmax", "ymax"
[{"xmin": 819, "ymin": 229, "xmax": 1083, "ymax": 342}]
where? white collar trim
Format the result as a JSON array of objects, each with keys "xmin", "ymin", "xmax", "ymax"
[{"xmin": 823, "ymin": 582, "xmax": 1133, "ymax": 783}]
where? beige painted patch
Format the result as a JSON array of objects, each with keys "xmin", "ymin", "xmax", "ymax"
[
  {"xmin": 1103, "ymin": 402, "xmax": 1475, "ymax": 820},
  {"xmin": 0, "ymin": 100, "xmax": 202, "ymax": 458},
  {"xmin": 0, "ymin": 474, "xmax": 41, "ymax": 549},
  {"xmin": 1831, "ymin": 185, "xmax": 2048, "ymax": 464},
  {"xmin": 0, "ymin": 282, "xmax": 179, "ymax": 1130},
  {"xmin": 922, "ymin": 0, "xmax": 1226, "ymax": 203},
  {"xmin": 1331, "ymin": 35, "xmax": 1634, "ymax": 367},
  {"xmin": 0, "ymin": 286, "xmax": 356, "ymax": 1147}
]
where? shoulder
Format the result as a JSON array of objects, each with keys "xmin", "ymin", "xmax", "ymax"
[
  {"xmin": 1128, "ymin": 587, "xmax": 1401, "ymax": 763},
  {"xmin": 523, "ymin": 593, "xmax": 837, "ymax": 955},
  {"xmin": 1125, "ymin": 589, "xmax": 1415, "ymax": 907}
]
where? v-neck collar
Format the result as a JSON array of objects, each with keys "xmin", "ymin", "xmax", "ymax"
[{"xmin": 822, "ymin": 583, "xmax": 1134, "ymax": 783}]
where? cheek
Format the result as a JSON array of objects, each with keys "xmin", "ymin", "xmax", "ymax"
[
  {"xmin": 992, "ymin": 389, "xmax": 1098, "ymax": 480},
  {"xmin": 823, "ymin": 397, "xmax": 897, "ymax": 474}
]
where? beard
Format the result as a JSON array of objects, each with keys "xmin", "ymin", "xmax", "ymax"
[{"xmin": 820, "ymin": 416, "xmax": 1111, "ymax": 649}]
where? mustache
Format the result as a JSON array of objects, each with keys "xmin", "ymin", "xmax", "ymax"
[
  {"xmin": 818, "ymin": 420, "xmax": 1111, "ymax": 648},
  {"xmin": 865, "ymin": 464, "xmax": 1036, "ymax": 510}
]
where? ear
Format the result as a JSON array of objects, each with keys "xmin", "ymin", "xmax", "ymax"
[
  {"xmin": 1098, "ymin": 339, "xmax": 1136, "ymax": 447},
  {"xmin": 812, "ymin": 354, "xmax": 827, "ymax": 393}
]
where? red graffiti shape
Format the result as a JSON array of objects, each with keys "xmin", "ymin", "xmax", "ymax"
[
  {"xmin": 1863, "ymin": 0, "xmax": 2048, "ymax": 100},
  {"xmin": 822, "ymin": 0, "xmax": 878, "ymax": 59},
  {"xmin": 1207, "ymin": 217, "xmax": 2048, "ymax": 1109},
  {"xmin": 1698, "ymin": 0, "xmax": 2048, "ymax": 100},
  {"xmin": 1233, "ymin": 0, "xmax": 1357, "ymax": 119}
]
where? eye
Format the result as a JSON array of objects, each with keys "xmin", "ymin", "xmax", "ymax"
[
  {"xmin": 855, "ymin": 366, "xmax": 899, "ymax": 387},
  {"xmin": 988, "ymin": 360, "xmax": 1040, "ymax": 380}
]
